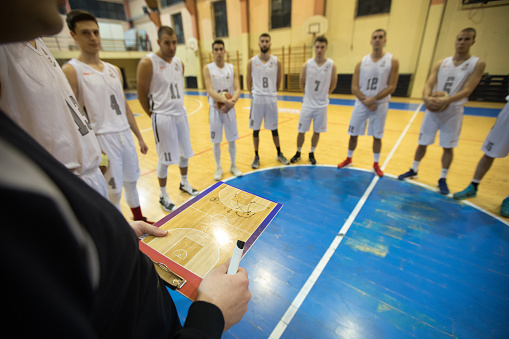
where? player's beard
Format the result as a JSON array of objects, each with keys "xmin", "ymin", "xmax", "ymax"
[{"xmin": 260, "ymin": 46, "xmax": 269, "ymax": 54}]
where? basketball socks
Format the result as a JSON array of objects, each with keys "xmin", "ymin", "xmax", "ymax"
[
  {"xmin": 310, "ymin": 146, "xmax": 316, "ymax": 153},
  {"xmin": 228, "ymin": 141, "xmax": 236, "ymax": 165},
  {"xmin": 373, "ymin": 153, "xmax": 380, "ymax": 163},
  {"xmin": 181, "ymin": 174, "xmax": 188, "ymax": 185},
  {"xmin": 297, "ymin": 147, "xmax": 302, "ymax": 152},
  {"xmin": 411, "ymin": 161, "xmax": 420, "ymax": 172},
  {"xmin": 471, "ymin": 179, "xmax": 480, "ymax": 190},
  {"xmin": 160, "ymin": 186, "xmax": 168, "ymax": 196},
  {"xmin": 276, "ymin": 146, "xmax": 282, "ymax": 155},
  {"xmin": 347, "ymin": 150, "xmax": 354, "ymax": 158},
  {"xmin": 440, "ymin": 168, "xmax": 448, "ymax": 179},
  {"xmin": 213, "ymin": 143, "xmax": 221, "ymax": 168}
]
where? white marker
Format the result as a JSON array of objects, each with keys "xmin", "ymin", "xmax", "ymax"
[{"xmin": 227, "ymin": 240, "xmax": 245, "ymax": 275}]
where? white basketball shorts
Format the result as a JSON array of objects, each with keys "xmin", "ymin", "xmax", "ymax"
[
  {"xmin": 209, "ymin": 106, "xmax": 239, "ymax": 143},
  {"xmin": 298, "ymin": 105, "xmax": 328, "ymax": 133},
  {"xmin": 249, "ymin": 95, "xmax": 278, "ymax": 131},
  {"xmin": 418, "ymin": 104, "xmax": 463, "ymax": 148},
  {"xmin": 482, "ymin": 102, "xmax": 509, "ymax": 158},
  {"xmin": 152, "ymin": 113, "xmax": 194, "ymax": 165},
  {"xmin": 348, "ymin": 101, "xmax": 389, "ymax": 138}
]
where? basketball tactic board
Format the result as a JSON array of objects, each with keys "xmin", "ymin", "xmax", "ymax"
[{"xmin": 139, "ymin": 181, "xmax": 283, "ymax": 300}]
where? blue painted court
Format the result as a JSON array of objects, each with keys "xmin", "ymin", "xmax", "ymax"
[{"xmin": 168, "ymin": 166, "xmax": 509, "ymax": 338}]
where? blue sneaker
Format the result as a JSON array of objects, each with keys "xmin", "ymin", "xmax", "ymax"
[
  {"xmin": 501, "ymin": 197, "xmax": 509, "ymax": 218},
  {"xmin": 438, "ymin": 178, "xmax": 449, "ymax": 195},
  {"xmin": 453, "ymin": 184, "xmax": 477, "ymax": 200},
  {"xmin": 398, "ymin": 169, "xmax": 417, "ymax": 181}
]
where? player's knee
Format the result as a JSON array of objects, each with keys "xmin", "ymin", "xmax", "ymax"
[
  {"xmin": 179, "ymin": 156, "xmax": 189, "ymax": 168},
  {"xmin": 157, "ymin": 163, "xmax": 169, "ymax": 178},
  {"xmin": 271, "ymin": 129, "xmax": 279, "ymax": 137},
  {"xmin": 253, "ymin": 130, "xmax": 260, "ymax": 138}
]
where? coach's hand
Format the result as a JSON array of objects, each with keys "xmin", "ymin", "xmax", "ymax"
[
  {"xmin": 129, "ymin": 220, "xmax": 168, "ymax": 237},
  {"xmin": 197, "ymin": 260, "xmax": 251, "ymax": 332}
]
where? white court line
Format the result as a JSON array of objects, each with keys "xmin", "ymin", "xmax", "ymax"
[
  {"xmin": 268, "ymin": 103, "xmax": 423, "ymax": 339},
  {"xmin": 139, "ymin": 97, "xmax": 204, "ymax": 133}
]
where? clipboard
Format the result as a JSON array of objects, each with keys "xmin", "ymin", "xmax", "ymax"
[{"xmin": 139, "ymin": 181, "xmax": 283, "ymax": 300}]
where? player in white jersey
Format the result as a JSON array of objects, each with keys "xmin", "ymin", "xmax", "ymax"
[
  {"xmin": 203, "ymin": 39, "xmax": 242, "ymax": 181},
  {"xmin": 453, "ymin": 96, "xmax": 509, "ymax": 217},
  {"xmin": 0, "ymin": 38, "xmax": 108, "ymax": 199},
  {"xmin": 398, "ymin": 28, "xmax": 486, "ymax": 195},
  {"xmin": 246, "ymin": 33, "xmax": 290, "ymax": 169},
  {"xmin": 137, "ymin": 26, "xmax": 199, "ymax": 213},
  {"xmin": 337, "ymin": 29, "xmax": 399, "ymax": 177},
  {"xmin": 290, "ymin": 36, "xmax": 337, "ymax": 165},
  {"xmin": 62, "ymin": 10, "xmax": 152, "ymax": 223}
]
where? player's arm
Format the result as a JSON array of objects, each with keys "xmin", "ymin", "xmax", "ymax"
[
  {"xmin": 114, "ymin": 65, "xmax": 148, "ymax": 154},
  {"xmin": 136, "ymin": 57, "xmax": 153, "ymax": 117},
  {"xmin": 299, "ymin": 62, "xmax": 307, "ymax": 94},
  {"xmin": 351, "ymin": 61, "xmax": 364, "ymax": 101},
  {"xmin": 246, "ymin": 59, "xmax": 253, "ymax": 94},
  {"xmin": 62, "ymin": 63, "xmax": 79, "ymax": 98},
  {"xmin": 232, "ymin": 65, "xmax": 241, "ymax": 103},
  {"xmin": 329, "ymin": 62, "xmax": 338, "ymax": 94},
  {"xmin": 276, "ymin": 59, "xmax": 282, "ymax": 91},
  {"xmin": 372, "ymin": 57, "xmax": 399, "ymax": 102},
  {"xmin": 443, "ymin": 59, "xmax": 486, "ymax": 106},
  {"xmin": 422, "ymin": 59, "xmax": 442, "ymax": 109}
]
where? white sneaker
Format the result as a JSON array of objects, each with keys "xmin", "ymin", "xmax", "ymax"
[
  {"xmin": 159, "ymin": 194, "xmax": 176, "ymax": 212},
  {"xmin": 179, "ymin": 181, "xmax": 199, "ymax": 196},
  {"xmin": 214, "ymin": 167, "xmax": 223, "ymax": 181},
  {"xmin": 230, "ymin": 165, "xmax": 243, "ymax": 177}
]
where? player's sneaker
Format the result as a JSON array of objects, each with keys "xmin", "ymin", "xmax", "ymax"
[
  {"xmin": 438, "ymin": 178, "xmax": 449, "ymax": 195},
  {"xmin": 214, "ymin": 167, "xmax": 222, "ymax": 181},
  {"xmin": 230, "ymin": 165, "xmax": 243, "ymax": 177},
  {"xmin": 309, "ymin": 152, "xmax": 316, "ymax": 165},
  {"xmin": 373, "ymin": 163, "xmax": 383, "ymax": 177},
  {"xmin": 453, "ymin": 184, "xmax": 477, "ymax": 200},
  {"xmin": 398, "ymin": 169, "xmax": 417, "ymax": 180},
  {"xmin": 251, "ymin": 155, "xmax": 260, "ymax": 169},
  {"xmin": 180, "ymin": 182, "xmax": 199, "ymax": 196},
  {"xmin": 277, "ymin": 153, "xmax": 290, "ymax": 165},
  {"xmin": 290, "ymin": 152, "xmax": 301, "ymax": 163},
  {"xmin": 501, "ymin": 197, "xmax": 509, "ymax": 218},
  {"xmin": 159, "ymin": 194, "xmax": 176, "ymax": 212},
  {"xmin": 337, "ymin": 158, "xmax": 352, "ymax": 169}
]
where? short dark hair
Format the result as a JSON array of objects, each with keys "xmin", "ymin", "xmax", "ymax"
[
  {"xmin": 460, "ymin": 27, "xmax": 476, "ymax": 40},
  {"xmin": 66, "ymin": 9, "xmax": 98, "ymax": 33},
  {"xmin": 158, "ymin": 26, "xmax": 175, "ymax": 40},
  {"xmin": 212, "ymin": 39, "xmax": 224, "ymax": 50},
  {"xmin": 314, "ymin": 35, "xmax": 328, "ymax": 45},
  {"xmin": 372, "ymin": 29, "xmax": 386, "ymax": 38},
  {"xmin": 259, "ymin": 33, "xmax": 271, "ymax": 40}
]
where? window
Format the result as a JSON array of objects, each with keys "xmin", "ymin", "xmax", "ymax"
[
  {"xmin": 213, "ymin": 1, "xmax": 229, "ymax": 38},
  {"xmin": 172, "ymin": 13, "xmax": 185, "ymax": 44},
  {"xmin": 68, "ymin": 0, "xmax": 126, "ymax": 20},
  {"xmin": 271, "ymin": 0, "xmax": 291, "ymax": 30},
  {"xmin": 161, "ymin": 0, "xmax": 184, "ymax": 8},
  {"xmin": 356, "ymin": 0, "xmax": 391, "ymax": 17}
]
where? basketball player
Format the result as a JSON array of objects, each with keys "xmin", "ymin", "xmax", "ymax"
[
  {"xmin": 0, "ymin": 23, "xmax": 108, "ymax": 199},
  {"xmin": 398, "ymin": 28, "xmax": 485, "ymax": 195},
  {"xmin": 1, "ymin": 1, "xmax": 250, "ymax": 336},
  {"xmin": 62, "ymin": 10, "xmax": 152, "ymax": 223},
  {"xmin": 337, "ymin": 29, "xmax": 399, "ymax": 177},
  {"xmin": 203, "ymin": 39, "xmax": 243, "ymax": 180},
  {"xmin": 246, "ymin": 33, "xmax": 290, "ymax": 169},
  {"xmin": 290, "ymin": 36, "xmax": 337, "ymax": 165},
  {"xmin": 137, "ymin": 26, "xmax": 199, "ymax": 213},
  {"xmin": 453, "ymin": 97, "xmax": 509, "ymax": 217}
]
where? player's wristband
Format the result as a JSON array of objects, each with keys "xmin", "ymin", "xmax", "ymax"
[{"xmin": 99, "ymin": 153, "xmax": 109, "ymax": 168}]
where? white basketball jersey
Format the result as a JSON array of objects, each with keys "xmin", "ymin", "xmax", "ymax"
[
  {"xmin": 358, "ymin": 53, "xmax": 393, "ymax": 104},
  {"xmin": 435, "ymin": 55, "xmax": 480, "ymax": 106},
  {"xmin": 206, "ymin": 62, "xmax": 235, "ymax": 106},
  {"xmin": 0, "ymin": 39, "xmax": 102, "ymax": 175},
  {"xmin": 67, "ymin": 59, "xmax": 129, "ymax": 134},
  {"xmin": 146, "ymin": 53, "xmax": 186, "ymax": 116},
  {"xmin": 251, "ymin": 55, "xmax": 278, "ymax": 96},
  {"xmin": 303, "ymin": 58, "xmax": 334, "ymax": 108}
]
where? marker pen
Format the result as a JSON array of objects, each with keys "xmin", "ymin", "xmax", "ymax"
[{"xmin": 227, "ymin": 240, "xmax": 245, "ymax": 275}]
